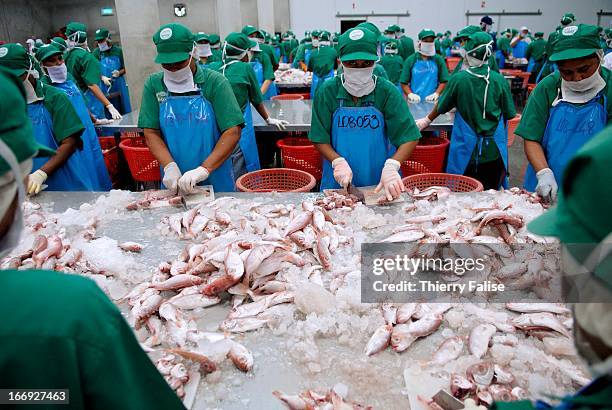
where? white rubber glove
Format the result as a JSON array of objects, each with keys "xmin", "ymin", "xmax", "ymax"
[
  {"xmin": 266, "ymin": 117, "xmax": 289, "ymax": 130},
  {"xmin": 94, "ymin": 118, "xmax": 114, "ymax": 125},
  {"xmin": 375, "ymin": 159, "xmax": 405, "ymax": 201},
  {"xmin": 106, "ymin": 104, "xmax": 122, "ymax": 120},
  {"xmin": 425, "ymin": 92, "xmax": 439, "ymax": 102},
  {"xmin": 407, "ymin": 93, "xmax": 421, "ymax": 103},
  {"xmin": 178, "ymin": 166, "xmax": 210, "ymax": 194},
  {"xmin": 162, "ymin": 162, "xmax": 182, "ymax": 194},
  {"xmin": 535, "ymin": 167, "xmax": 558, "ymax": 203},
  {"xmin": 415, "ymin": 116, "xmax": 432, "ymax": 131},
  {"xmin": 111, "ymin": 70, "xmax": 121, "ymax": 78},
  {"xmin": 27, "ymin": 170, "xmax": 47, "ymax": 195},
  {"xmin": 101, "ymin": 76, "xmax": 112, "ymax": 87},
  {"xmin": 331, "ymin": 157, "xmax": 352, "ymax": 188}
]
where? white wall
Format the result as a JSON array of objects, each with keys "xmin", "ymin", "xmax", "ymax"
[
  {"xmin": 289, "ymin": 0, "xmax": 612, "ymax": 40},
  {"xmin": 0, "ymin": 0, "xmax": 53, "ymax": 43}
]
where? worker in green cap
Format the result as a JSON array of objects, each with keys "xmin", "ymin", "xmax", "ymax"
[
  {"xmin": 292, "ymin": 32, "xmax": 313, "ymax": 69},
  {"xmin": 36, "ymin": 43, "xmax": 112, "ymax": 190},
  {"xmin": 0, "ymin": 68, "xmax": 185, "ymax": 410},
  {"xmin": 441, "ymin": 30, "xmax": 453, "ymax": 56},
  {"xmin": 64, "ymin": 22, "xmax": 122, "ymax": 121},
  {"xmin": 271, "ymin": 34, "xmax": 282, "ymax": 61},
  {"xmin": 496, "ymin": 28, "xmax": 513, "ymax": 68},
  {"xmin": 385, "ymin": 24, "xmax": 415, "ymax": 60},
  {"xmin": 280, "ymin": 30, "xmax": 298, "ymax": 64},
  {"xmin": 50, "ymin": 36, "xmax": 68, "ymax": 53},
  {"xmin": 336, "ymin": 22, "xmax": 389, "ymax": 80},
  {"xmin": 560, "ymin": 12, "xmax": 576, "ymax": 27},
  {"xmin": 379, "ymin": 39, "xmax": 404, "ymax": 93},
  {"xmin": 535, "ymin": 29, "xmax": 561, "ymax": 83},
  {"xmin": 492, "ymin": 125, "xmax": 612, "ymax": 410},
  {"xmin": 451, "ymin": 25, "xmax": 499, "ymax": 74},
  {"xmin": 208, "ymin": 33, "xmax": 222, "ymax": 64},
  {"xmin": 209, "ymin": 32, "xmax": 288, "ymax": 178},
  {"xmin": 519, "ymin": 24, "xmax": 611, "ymax": 203},
  {"xmin": 92, "ymin": 27, "xmax": 131, "ymax": 114},
  {"xmin": 309, "ymin": 27, "xmax": 420, "ymax": 200},
  {"xmin": 416, "ymin": 32, "xmax": 516, "ymax": 190},
  {"xmin": 525, "ymin": 32, "xmax": 548, "ymax": 82},
  {"xmin": 241, "ymin": 25, "xmax": 277, "ymax": 99},
  {"xmin": 434, "ymin": 32, "xmax": 444, "ymax": 56},
  {"xmin": 307, "ymin": 31, "xmax": 338, "ymax": 99},
  {"xmin": 0, "ymin": 43, "xmax": 98, "ymax": 193},
  {"xmin": 400, "ymin": 29, "xmax": 449, "ymax": 103},
  {"xmin": 193, "ymin": 32, "xmax": 213, "ymax": 65},
  {"xmin": 242, "ymin": 25, "xmax": 279, "ymax": 71},
  {"xmin": 138, "ymin": 23, "xmax": 244, "ymax": 193}
]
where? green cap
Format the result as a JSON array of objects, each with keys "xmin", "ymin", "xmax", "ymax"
[
  {"xmin": 465, "ymin": 32, "xmax": 494, "ymax": 59},
  {"xmin": 242, "ymin": 25, "xmax": 262, "ymax": 38},
  {"xmin": 95, "ymin": 28, "xmax": 109, "ymax": 41},
  {"xmin": 319, "ymin": 31, "xmax": 330, "ymax": 41},
  {"xmin": 529, "ymin": 126, "xmax": 612, "ymax": 247},
  {"xmin": 66, "ymin": 22, "xmax": 87, "ymax": 43},
  {"xmin": 34, "ymin": 44, "xmax": 62, "ymax": 63},
  {"xmin": 535, "ymin": 32, "xmax": 544, "ymax": 38},
  {"xmin": 436, "ymin": 32, "xmax": 443, "ymax": 37},
  {"xmin": 338, "ymin": 28, "xmax": 378, "ymax": 62},
  {"xmin": 357, "ymin": 22, "xmax": 382, "ymax": 39},
  {"xmin": 224, "ymin": 32, "xmax": 257, "ymax": 57},
  {"xmin": 418, "ymin": 29, "xmax": 436, "ymax": 40},
  {"xmin": 549, "ymin": 24, "xmax": 602, "ymax": 62},
  {"xmin": 153, "ymin": 23, "xmax": 194, "ymax": 64},
  {"xmin": 511, "ymin": 28, "xmax": 519, "ymax": 37},
  {"xmin": 0, "ymin": 43, "xmax": 31, "ymax": 76},
  {"xmin": 50, "ymin": 37, "xmax": 67, "ymax": 51},
  {"xmin": 453, "ymin": 25, "xmax": 480, "ymax": 42},
  {"xmin": 0, "ymin": 67, "xmax": 55, "ymax": 175},
  {"xmin": 311, "ymin": 29, "xmax": 321, "ymax": 38},
  {"xmin": 208, "ymin": 34, "xmax": 220, "ymax": 45},
  {"xmin": 561, "ymin": 12, "xmax": 576, "ymax": 26},
  {"xmin": 194, "ymin": 32, "xmax": 209, "ymax": 43},
  {"xmin": 385, "ymin": 24, "xmax": 401, "ymax": 34}
]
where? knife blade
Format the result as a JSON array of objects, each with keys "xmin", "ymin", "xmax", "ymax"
[{"xmin": 346, "ymin": 183, "xmax": 365, "ymax": 201}]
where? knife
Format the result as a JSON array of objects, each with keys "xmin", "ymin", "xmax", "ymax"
[{"xmin": 346, "ymin": 183, "xmax": 365, "ymax": 201}]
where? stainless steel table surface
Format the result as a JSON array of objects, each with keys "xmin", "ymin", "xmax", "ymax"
[{"xmin": 95, "ymin": 100, "xmax": 454, "ymax": 134}]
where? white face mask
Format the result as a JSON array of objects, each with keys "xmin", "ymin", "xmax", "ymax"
[
  {"xmin": 385, "ymin": 33, "xmax": 395, "ymax": 39},
  {"xmin": 162, "ymin": 52, "xmax": 198, "ymax": 93},
  {"xmin": 465, "ymin": 41, "xmax": 493, "ymax": 68},
  {"xmin": 196, "ymin": 44, "xmax": 212, "ymax": 58},
  {"xmin": 0, "ymin": 140, "xmax": 29, "ymax": 260},
  {"xmin": 560, "ymin": 68, "xmax": 606, "ymax": 104},
  {"xmin": 254, "ymin": 37, "xmax": 264, "ymax": 44},
  {"xmin": 98, "ymin": 41, "xmax": 110, "ymax": 52},
  {"xmin": 384, "ymin": 48, "xmax": 398, "ymax": 55},
  {"xmin": 319, "ymin": 41, "xmax": 331, "ymax": 47},
  {"xmin": 419, "ymin": 41, "xmax": 435, "ymax": 56},
  {"xmin": 45, "ymin": 63, "xmax": 68, "ymax": 83},
  {"xmin": 341, "ymin": 64, "xmax": 377, "ymax": 97},
  {"xmin": 312, "ymin": 39, "xmax": 320, "ymax": 47}
]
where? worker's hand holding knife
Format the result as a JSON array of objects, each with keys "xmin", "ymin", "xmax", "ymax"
[{"xmin": 332, "ymin": 157, "xmax": 352, "ymax": 188}]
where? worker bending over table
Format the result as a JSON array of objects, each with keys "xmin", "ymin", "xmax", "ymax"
[{"xmin": 138, "ymin": 23, "xmax": 244, "ymax": 193}]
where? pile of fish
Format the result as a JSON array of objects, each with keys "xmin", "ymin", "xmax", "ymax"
[
  {"xmin": 2, "ymin": 188, "xmax": 590, "ymax": 409},
  {"xmin": 273, "ymin": 386, "xmax": 371, "ymax": 410},
  {"xmin": 275, "ymin": 68, "xmax": 313, "ymax": 84}
]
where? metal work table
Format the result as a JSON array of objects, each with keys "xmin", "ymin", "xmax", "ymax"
[{"xmin": 95, "ymin": 100, "xmax": 454, "ymax": 134}]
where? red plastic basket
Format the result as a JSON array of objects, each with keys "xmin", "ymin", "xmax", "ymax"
[
  {"xmin": 404, "ymin": 136, "xmax": 450, "ymax": 174},
  {"xmin": 276, "ymin": 137, "xmax": 322, "ymax": 180},
  {"xmin": 446, "ymin": 57, "xmax": 461, "ymax": 72},
  {"xmin": 401, "ymin": 161, "xmax": 431, "ymax": 177},
  {"xmin": 236, "ymin": 168, "xmax": 316, "ymax": 192},
  {"xmin": 121, "ymin": 131, "xmax": 141, "ymax": 139},
  {"xmin": 99, "ymin": 136, "xmax": 119, "ymax": 180},
  {"xmin": 402, "ymin": 173, "xmax": 484, "ymax": 193},
  {"xmin": 295, "ymin": 92, "xmax": 310, "ymax": 100},
  {"xmin": 271, "ymin": 94, "xmax": 304, "ymax": 101},
  {"xmin": 119, "ymin": 137, "xmax": 161, "ymax": 182},
  {"xmin": 507, "ymin": 114, "xmax": 521, "ymax": 147}
]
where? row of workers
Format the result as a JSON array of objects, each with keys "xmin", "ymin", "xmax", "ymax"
[{"xmin": 3, "ymin": 50, "xmax": 612, "ymax": 409}]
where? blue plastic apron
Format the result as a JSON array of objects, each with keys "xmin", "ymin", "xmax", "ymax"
[
  {"xmin": 495, "ymin": 50, "xmax": 506, "ymax": 69},
  {"xmin": 524, "ymin": 93, "xmax": 607, "ymax": 191},
  {"xmin": 446, "ymin": 111, "xmax": 509, "ymax": 189},
  {"xmin": 310, "ymin": 68, "xmax": 334, "ymax": 100},
  {"xmin": 527, "ymin": 57, "xmax": 536, "ymax": 73},
  {"xmin": 158, "ymin": 91, "xmax": 235, "ymax": 192},
  {"xmin": 28, "ymin": 102, "xmax": 95, "ymax": 191},
  {"xmin": 100, "ymin": 52, "xmax": 132, "ymax": 114},
  {"xmin": 274, "ymin": 46, "xmax": 281, "ymax": 59},
  {"xmin": 83, "ymin": 87, "xmax": 105, "ymax": 119},
  {"xmin": 54, "ymin": 80, "xmax": 112, "ymax": 190},
  {"xmin": 251, "ymin": 58, "xmax": 278, "ymax": 100},
  {"xmin": 304, "ymin": 48, "xmax": 312, "ymax": 67},
  {"xmin": 320, "ymin": 99, "xmax": 390, "ymax": 190},
  {"xmin": 512, "ymin": 40, "xmax": 528, "ymax": 59},
  {"xmin": 411, "ymin": 57, "xmax": 438, "ymax": 100}
]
